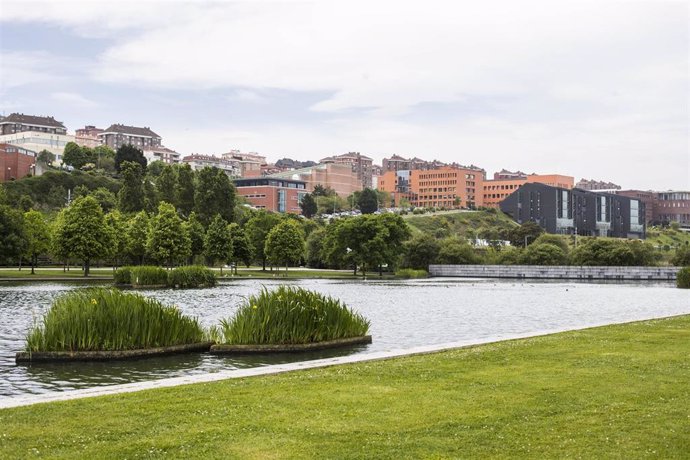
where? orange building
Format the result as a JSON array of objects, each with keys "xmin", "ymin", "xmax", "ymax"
[
  {"xmin": 234, "ymin": 177, "xmax": 307, "ymax": 214},
  {"xmin": 378, "ymin": 166, "xmax": 484, "ymax": 208},
  {"xmin": 269, "ymin": 163, "xmax": 360, "ymax": 197},
  {"xmin": 483, "ymin": 173, "xmax": 574, "ymax": 208}
]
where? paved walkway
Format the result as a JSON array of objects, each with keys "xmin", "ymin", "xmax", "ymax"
[{"xmin": 1, "ymin": 327, "xmax": 583, "ymax": 410}]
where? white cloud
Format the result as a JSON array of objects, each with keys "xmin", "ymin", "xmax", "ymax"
[{"xmin": 50, "ymin": 92, "xmax": 98, "ymax": 108}]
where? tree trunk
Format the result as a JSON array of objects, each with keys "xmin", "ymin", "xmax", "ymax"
[
  {"xmin": 220, "ymin": 265, "xmax": 223, "ymax": 276},
  {"xmin": 84, "ymin": 259, "xmax": 90, "ymax": 277},
  {"xmin": 31, "ymin": 255, "xmax": 36, "ymax": 275},
  {"xmin": 18, "ymin": 255, "xmax": 22, "ymax": 271},
  {"xmin": 262, "ymin": 258, "xmax": 266, "ymax": 271},
  {"xmin": 285, "ymin": 261, "xmax": 288, "ymax": 276},
  {"xmin": 379, "ymin": 264, "xmax": 383, "ymax": 277}
]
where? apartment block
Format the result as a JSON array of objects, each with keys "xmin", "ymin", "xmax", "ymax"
[
  {"xmin": 234, "ymin": 177, "xmax": 307, "ymax": 214},
  {"xmin": 0, "ymin": 113, "xmax": 67, "ymax": 135},
  {"xmin": 0, "ymin": 113, "xmax": 73, "ymax": 164},
  {"xmin": 182, "ymin": 154, "xmax": 240, "ymax": 177},
  {"xmin": 378, "ymin": 166, "xmax": 484, "ymax": 208},
  {"xmin": 500, "ymin": 182, "xmax": 645, "ymax": 239},
  {"xmin": 222, "ymin": 150, "xmax": 266, "ymax": 178},
  {"xmin": 143, "ymin": 146, "xmax": 181, "ymax": 165},
  {"xmin": 269, "ymin": 163, "xmax": 361, "ymax": 197},
  {"xmin": 0, "ymin": 143, "xmax": 37, "ymax": 182},
  {"xmin": 99, "ymin": 124, "xmax": 162, "ymax": 150},
  {"xmin": 654, "ymin": 191, "xmax": 690, "ymax": 226},
  {"xmin": 74, "ymin": 125, "xmax": 104, "ymax": 148},
  {"xmin": 320, "ymin": 152, "xmax": 373, "ymax": 189},
  {"xmin": 576, "ymin": 178, "xmax": 621, "ymax": 191},
  {"xmin": 483, "ymin": 171, "xmax": 574, "ymax": 208}
]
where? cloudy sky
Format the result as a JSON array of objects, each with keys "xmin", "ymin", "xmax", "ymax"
[{"xmin": 0, "ymin": 0, "xmax": 687, "ymax": 189}]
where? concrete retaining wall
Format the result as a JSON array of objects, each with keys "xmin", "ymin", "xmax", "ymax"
[{"xmin": 429, "ymin": 265, "xmax": 679, "ymax": 280}]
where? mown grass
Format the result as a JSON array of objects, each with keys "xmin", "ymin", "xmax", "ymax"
[
  {"xmin": 25, "ymin": 288, "xmax": 205, "ymax": 352},
  {"xmin": 2, "ymin": 315, "xmax": 689, "ymax": 458},
  {"xmin": 218, "ymin": 286, "xmax": 370, "ymax": 344},
  {"xmin": 0, "ymin": 267, "xmax": 113, "ymax": 279}
]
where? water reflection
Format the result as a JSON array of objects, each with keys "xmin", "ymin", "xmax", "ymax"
[{"xmin": 1, "ymin": 278, "xmax": 688, "ymax": 398}]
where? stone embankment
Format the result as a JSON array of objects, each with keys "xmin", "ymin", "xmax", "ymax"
[{"xmin": 429, "ymin": 265, "xmax": 679, "ymax": 280}]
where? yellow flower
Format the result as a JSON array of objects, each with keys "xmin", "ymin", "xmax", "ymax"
[
  {"xmin": 251, "ymin": 304, "xmax": 258, "ymax": 310},
  {"xmin": 91, "ymin": 299, "xmax": 97, "ymax": 305}
]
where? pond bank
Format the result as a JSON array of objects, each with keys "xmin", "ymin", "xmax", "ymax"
[{"xmin": 430, "ymin": 264, "xmax": 679, "ymax": 280}]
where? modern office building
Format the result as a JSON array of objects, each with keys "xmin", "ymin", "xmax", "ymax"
[
  {"xmin": 654, "ymin": 191, "xmax": 690, "ymax": 226},
  {"xmin": 320, "ymin": 152, "xmax": 373, "ymax": 189},
  {"xmin": 500, "ymin": 182, "xmax": 645, "ymax": 239},
  {"xmin": 378, "ymin": 165, "xmax": 485, "ymax": 208},
  {"xmin": 0, "ymin": 143, "xmax": 37, "ymax": 182},
  {"xmin": 98, "ymin": 124, "xmax": 162, "ymax": 150},
  {"xmin": 234, "ymin": 177, "xmax": 307, "ymax": 214}
]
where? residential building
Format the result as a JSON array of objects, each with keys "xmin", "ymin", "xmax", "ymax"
[
  {"xmin": 182, "ymin": 154, "xmax": 240, "ymax": 177},
  {"xmin": 269, "ymin": 163, "xmax": 361, "ymax": 197},
  {"xmin": 382, "ymin": 155, "xmax": 430, "ymax": 172},
  {"xmin": 74, "ymin": 125, "xmax": 104, "ymax": 148},
  {"xmin": 483, "ymin": 172, "xmax": 574, "ymax": 208},
  {"xmin": 222, "ymin": 150, "xmax": 266, "ymax": 178},
  {"xmin": 320, "ymin": 152, "xmax": 373, "ymax": 189},
  {"xmin": 98, "ymin": 124, "xmax": 162, "ymax": 150},
  {"xmin": 0, "ymin": 113, "xmax": 67, "ymax": 135},
  {"xmin": 653, "ymin": 191, "xmax": 690, "ymax": 226},
  {"xmin": 234, "ymin": 177, "xmax": 307, "ymax": 214},
  {"xmin": 0, "ymin": 131, "xmax": 74, "ymax": 164},
  {"xmin": 500, "ymin": 183, "xmax": 645, "ymax": 239},
  {"xmin": 576, "ymin": 178, "xmax": 622, "ymax": 191},
  {"xmin": 378, "ymin": 165, "xmax": 485, "ymax": 208},
  {"xmin": 143, "ymin": 146, "xmax": 181, "ymax": 165},
  {"xmin": 0, "ymin": 143, "xmax": 37, "ymax": 182}
]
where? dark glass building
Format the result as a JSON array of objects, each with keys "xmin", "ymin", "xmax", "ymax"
[{"xmin": 500, "ymin": 183, "xmax": 645, "ymax": 239}]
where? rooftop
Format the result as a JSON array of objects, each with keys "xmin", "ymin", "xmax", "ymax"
[
  {"xmin": 0, "ymin": 113, "xmax": 66, "ymax": 129},
  {"xmin": 101, "ymin": 124, "xmax": 161, "ymax": 138}
]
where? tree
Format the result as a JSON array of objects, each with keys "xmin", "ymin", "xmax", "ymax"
[
  {"xmin": 125, "ymin": 211, "xmax": 149, "ymax": 264},
  {"xmin": 62, "ymin": 142, "xmax": 90, "ymax": 169},
  {"xmin": 672, "ymin": 245, "xmax": 690, "ymax": 266},
  {"xmin": 358, "ymin": 188, "xmax": 379, "ymax": 214},
  {"xmin": 157, "ymin": 165, "xmax": 178, "ymax": 206},
  {"xmin": 115, "ymin": 144, "xmax": 147, "ymax": 172},
  {"xmin": 520, "ymin": 242, "xmax": 568, "ymax": 266},
  {"xmin": 403, "ymin": 233, "xmax": 440, "ymax": 269},
  {"xmin": 300, "ymin": 193, "xmax": 317, "ymax": 218},
  {"xmin": 264, "ymin": 219, "xmax": 305, "ymax": 273},
  {"xmin": 306, "ymin": 227, "xmax": 327, "ymax": 268},
  {"xmin": 508, "ymin": 221, "xmax": 544, "ymax": 247},
  {"xmin": 22, "ymin": 210, "xmax": 51, "ymax": 274},
  {"xmin": 437, "ymin": 238, "xmax": 482, "ymax": 265},
  {"xmin": 245, "ymin": 210, "xmax": 282, "ymax": 270},
  {"xmin": 0, "ymin": 205, "xmax": 26, "ymax": 265},
  {"xmin": 228, "ymin": 222, "xmax": 253, "ymax": 273},
  {"xmin": 50, "ymin": 211, "xmax": 71, "ymax": 271},
  {"xmin": 143, "ymin": 174, "xmax": 159, "ymax": 213},
  {"xmin": 146, "ymin": 160, "xmax": 166, "ymax": 178},
  {"xmin": 185, "ymin": 211, "xmax": 205, "ymax": 264},
  {"xmin": 37, "ymin": 149, "xmax": 55, "ymax": 166},
  {"xmin": 146, "ymin": 202, "xmax": 191, "ymax": 267},
  {"xmin": 89, "ymin": 187, "xmax": 117, "ymax": 213},
  {"xmin": 104, "ymin": 210, "xmax": 127, "ymax": 269},
  {"xmin": 118, "ymin": 161, "xmax": 145, "ymax": 213},
  {"xmin": 312, "ymin": 184, "xmax": 334, "ymax": 197},
  {"xmin": 195, "ymin": 167, "xmax": 235, "ymax": 225},
  {"xmin": 58, "ymin": 196, "xmax": 113, "ymax": 276},
  {"xmin": 204, "ymin": 214, "xmax": 232, "ymax": 275},
  {"xmin": 176, "ymin": 163, "xmax": 196, "ymax": 216},
  {"xmin": 378, "ymin": 213, "xmax": 411, "ymax": 271},
  {"xmin": 376, "ymin": 190, "xmax": 392, "ymax": 208}
]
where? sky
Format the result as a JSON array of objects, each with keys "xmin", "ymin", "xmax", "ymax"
[{"xmin": 0, "ymin": 0, "xmax": 688, "ymax": 190}]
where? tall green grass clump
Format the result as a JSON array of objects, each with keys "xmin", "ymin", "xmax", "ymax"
[
  {"xmin": 113, "ymin": 266, "xmax": 132, "ymax": 285},
  {"xmin": 25, "ymin": 288, "xmax": 205, "ymax": 352},
  {"xmin": 168, "ymin": 266, "xmax": 216, "ymax": 288},
  {"xmin": 219, "ymin": 286, "xmax": 370, "ymax": 345},
  {"xmin": 395, "ymin": 268, "xmax": 429, "ymax": 279},
  {"xmin": 677, "ymin": 267, "xmax": 690, "ymax": 289},
  {"xmin": 130, "ymin": 266, "xmax": 169, "ymax": 287}
]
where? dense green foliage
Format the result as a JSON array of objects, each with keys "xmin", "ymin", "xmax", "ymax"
[
  {"xmin": 0, "ymin": 205, "xmax": 26, "ymax": 264},
  {"xmin": 118, "ymin": 161, "xmax": 146, "ymax": 213},
  {"xmin": 244, "ymin": 210, "xmax": 281, "ymax": 270},
  {"xmin": 113, "ymin": 266, "xmax": 132, "ymax": 285},
  {"xmin": 22, "ymin": 210, "xmax": 50, "ymax": 273},
  {"xmin": 204, "ymin": 215, "xmax": 232, "ymax": 273},
  {"xmin": 677, "ymin": 267, "xmax": 690, "ymax": 289},
  {"xmin": 403, "ymin": 234, "xmax": 441, "ymax": 269},
  {"xmin": 168, "ymin": 265, "xmax": 217, "ymax": 288},
  {"xmin": 394, "ymin": 268, "xmax": 429, "ymax": 278},
  {"xmin": 357, "ymin": 187, "xmax": 379, "ymax": 214},
  {"xmin": 195, "ymin": 167, "xmax": 235, "ymax": 225},
  {"xmin": 129, "ymin": 266, "xmax": 169, "ymax": 287},
  {"xmin": 299, "ymin": 193, "xmax": 317, "ymax": 218},
  {"xmin": 264, "ymin": 219, "xmax": 305, "ymax": 271},
  {"xmin": 672, "ymin": 246, "xmax": 690, "ymax": 266},
  {"xmin": 25, "ymin": 288, "xmax": 205, "ymax": 352},
  {"xmin": 115, "ymin": 144, "xmax": 147, "ymax": 172},
  {"xmin": 147, "ymin": 202, "xmax": 191, "ymax": 266},
  {"xmin": 570, "ymin": 238, "xmax": 657, "ymax": 266},
  {"xmin": 218, "ymin": 286, "xmax": 370, "ymax": 345}
]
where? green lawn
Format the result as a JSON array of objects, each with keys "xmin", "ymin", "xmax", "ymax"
[
  {"xmin": 404, "ymin": 209, "xmax": 517, "ymax": 238},
  {"xmin": 2, "ymin": 315, "xmax": 689, "ymax": 458},
  {"xmin": 0, "ymin": 267, "xmax": 114, "ymax": 279}
]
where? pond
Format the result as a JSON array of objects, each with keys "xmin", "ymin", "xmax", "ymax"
[{"xmin": 1, "ymin": 278, "xmax": 688, "ymax": 400}]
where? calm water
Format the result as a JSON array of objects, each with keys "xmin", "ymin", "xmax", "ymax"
[{"xmin": 1, "ymin": 278, "xmax": 688, "ymax": 399}]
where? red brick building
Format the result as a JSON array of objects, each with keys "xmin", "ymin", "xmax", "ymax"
[
  {"xmin": 234, "ymin": 177, "xmax": 308, "ymax": 214},
  {"xmin": 0, "ymin": 143, "xmax": 37, "ymax": 182}
]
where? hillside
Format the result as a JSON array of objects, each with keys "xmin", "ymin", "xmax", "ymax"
[{"xmin": 403, "ymin": 209, "xmax": 517, "ymax": 239}]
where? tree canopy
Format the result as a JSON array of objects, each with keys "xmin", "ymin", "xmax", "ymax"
[
  {"xmin": 115, "ymin": 144, "xmax": 147, "ymax": 172},
  {"xmin": 264, "ymin": 219, "xmax": 305, "ymax": 272}
]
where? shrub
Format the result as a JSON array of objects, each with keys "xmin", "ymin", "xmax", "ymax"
[
  {"xmin": 25, "ymin": 288, "xmax": 205, "ymax": 352},
  {"xmin": 113, "ymin": 266, "xmax": 132, "ymax": 285},
  {"xmin": 672, "ymin": 246, "xmax": 690, "ymax": 266},
  {"xmin": 395, "ymin": 268, "xmax": 429, "ymax": 279},
  {"xmin": 677, "ymin": 267, "xmax": 690, "ymax": 289},
  {"xmin": 168, "ymin": 265, "xmax": 217, "ymax": 288},
  {"xmin": 437, "ymin": 238, "xmax": 482, "ymax": 264},
  {"xmin": 520, "ymin": 243, "xmax": 568, "ymax": 265},
  {"xmin": 218, "ymin": 286, "xmax": 370, "ymax": 345},
  {"xmin": 130, "ymin": 266, "xmax": 169, "ymax": 287}
]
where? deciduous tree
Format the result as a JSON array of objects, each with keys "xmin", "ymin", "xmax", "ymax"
[
  {"xmin": 22, "ymin": 210, "xmax": 51, "ymax": 274},
  {"xmin": 264, "ymin": 219, "xmax": 305, "ymax": 273},
  {"xmin": 118, "ymin": 161, "xmax": 145, "ymax": 213},
  {"xmin": 195, "ymin": 167, "xmax": 235, "ymax": 225},
  {"xmin": 204, "ymin": 214, "xmax": 232, "ymax": 275},
  {"xmin": 146, "ymin": 202, "xmax": 190, "ymax": 267},
  {"xmin": 115, "ymin": 144, "xmax": 147, "ymax": 172}
]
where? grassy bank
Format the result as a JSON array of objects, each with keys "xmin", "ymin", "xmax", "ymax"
[
  {"xmin": 2, "ymin": 315, "xmax": 689, "ymax": 458},
  {"xmin": 0, "ymin": 267, "xmax": 114, "ymax": 279}
]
